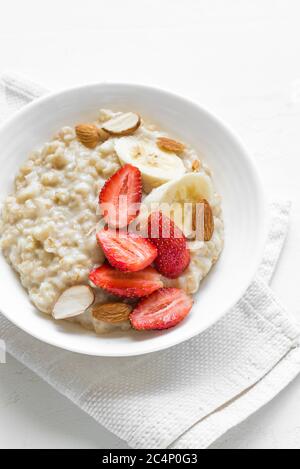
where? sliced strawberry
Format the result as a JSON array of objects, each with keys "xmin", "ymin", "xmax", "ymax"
[
  {"xmin": 148, "ymin": 212, "xmax": 190, "ymax": 279},
  {"xmin": 99, "ymin": 164, "xmax": 142, "ymax": 228},
  {"xmin": 130, "ymin": 288, "xmax": 193, "ymax": 330},
  {"xmin": 97, "ymin": 229, "xmax": 157, "ymax": 272},
  {"xmin": 89, "ymin": 264, "xmax": 163, "ymax": 298}
]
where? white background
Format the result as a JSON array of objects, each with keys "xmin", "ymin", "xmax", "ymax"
[{"xmin": 0, "ymin": 0, "xmax": 300, "ymax": 449}]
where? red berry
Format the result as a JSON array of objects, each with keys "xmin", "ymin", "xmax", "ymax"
[
  {"xmin": 99, "ymin": 164, "xmax": 142, "ymax": 228},
  {"xmin": 130, "ymin": 288, "xmax": 193, "ymax": 330},
  {"xmin": 148, "ymin": 212, "xmax": 190, "ymax": 279},
  {"xmin": 97, "ymin": 229, "xmax": 157, "ymax": 272},
  {"xmin": 89, "ymin": 264, "xmax": 163, "ymax": 298}
]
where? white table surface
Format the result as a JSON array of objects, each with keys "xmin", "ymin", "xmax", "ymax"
[{"xmin": 1, "ymin": 0, "xmax": 300, "ymax": 449}]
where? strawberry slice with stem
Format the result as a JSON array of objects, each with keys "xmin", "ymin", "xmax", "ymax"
[
  {"xmin": 89, "ymin": 264, "xmax": 163, "ymax": 298},
  {"xmin": 99, "ymin": 164, "xmax": 142, "ymax": 228},
  {"xmin": 97, "ymin": 229, "xmax": 158, "ymax": 272},
  {"xmin": 130, "ymin": 288, "xmax": 193, "ymax": 330}
]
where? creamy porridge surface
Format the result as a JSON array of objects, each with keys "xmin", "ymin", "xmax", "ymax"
[{"xmin": 0, "ymin": 109, "xmax": 224, "ymax": 334}]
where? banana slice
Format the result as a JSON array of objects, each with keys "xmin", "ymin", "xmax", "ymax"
[
  {"xmin": 114, "ymin": 136, "xmax": 186, "ymax": 193},
  {"xmin": 140, "ymin": 173, "xmax": 214, "ymax": 237}
]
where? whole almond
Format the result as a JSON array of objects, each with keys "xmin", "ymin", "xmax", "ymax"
[
  {"xmin": 75, "ymin": 124, "xmax": 100, "ymax": 149},
  {"xmin": 92, "ymin": 302, "xmax": 133, "ymax": 324},
  {"xmin": 202, "ymin": 199, "xmax": 214, "ymax": 241},
  {"xmin": 192, "ymin": 199, "xmax": 214, "ymax": 242},
  {"xmin": 157, "ymin": 137, "xmax": 185, "ymax": 154}
]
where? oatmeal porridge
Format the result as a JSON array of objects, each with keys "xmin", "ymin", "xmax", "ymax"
[{"xmin": 0, "ymin": 109, "xmax": 224, "ymax": 334}]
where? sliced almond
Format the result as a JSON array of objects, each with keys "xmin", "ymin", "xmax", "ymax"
[
  {"xmin": 75, "ymin": 124, "xmax": 100, "ymax": 149},
  {"xmin": 97, "ymin": 127, "xmax": 110, "ymax": 142},
  {"xmin": 192, "ymin": 159, "xmax": 201, "ymax": 172},
  {"xmin": 157, "ymin": 137, "xmax": 185, "ymax": 154},
  {"xmin": 102, "ymin": 112, "xmax": 141, "ymax": 136},
  {"xmin": 91, "ymin": 302, "xmax": 133, "ymax": 324},
  {"xmin": 52, "ymin": 285, "xmax": 95, "ymax": 320}
]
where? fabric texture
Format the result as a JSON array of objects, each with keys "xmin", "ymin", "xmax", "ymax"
[{"xmin": 0, "ymin": 73, "xmax": 300, "ymax": 449}]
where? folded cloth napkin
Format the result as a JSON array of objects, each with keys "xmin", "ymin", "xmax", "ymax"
[{"xmin": 1, "ymin": 73, "xmax": 300, "ymax": 450}]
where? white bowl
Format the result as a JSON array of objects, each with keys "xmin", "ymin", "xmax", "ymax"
[{"xmin": 0, "ymin": 83, "xmax": 267, "ymax": 356}]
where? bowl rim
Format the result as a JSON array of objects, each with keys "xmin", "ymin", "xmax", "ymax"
[{"xmin": 0, "ymin": 82, "xmax": 268, "ymax": 356}]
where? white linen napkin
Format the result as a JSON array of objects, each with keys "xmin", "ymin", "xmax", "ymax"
[{"xmin": 1, "ymin": 73, "xmax": 300, "ymax": 450}]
